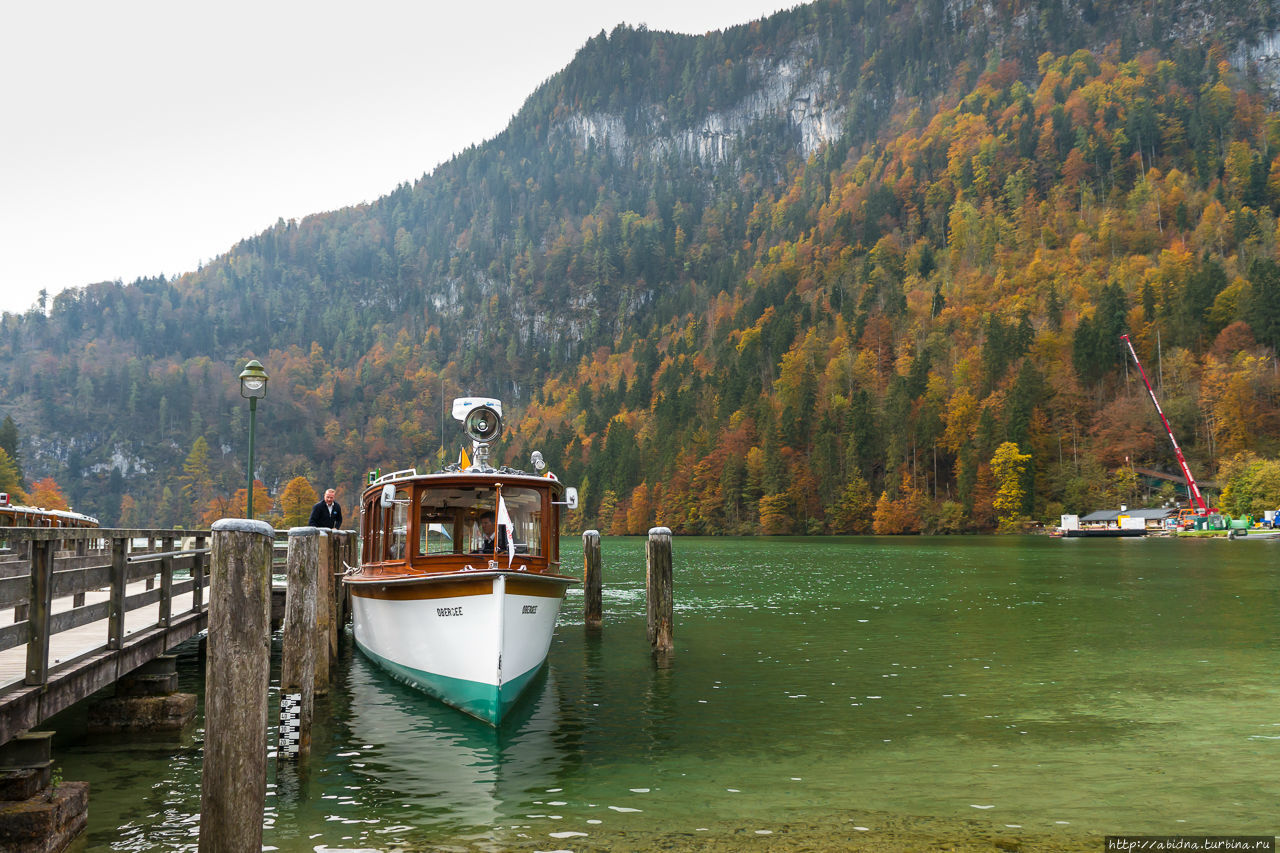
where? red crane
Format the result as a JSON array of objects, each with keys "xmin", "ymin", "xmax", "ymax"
[{"xmin": 1120, "ymin": 334, "xmax": 1209, "ymax": 515}]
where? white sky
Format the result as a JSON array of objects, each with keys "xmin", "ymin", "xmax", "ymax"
[{"xmin": 0, "ymin": 1, "xmax": 796, "ymax": 316}]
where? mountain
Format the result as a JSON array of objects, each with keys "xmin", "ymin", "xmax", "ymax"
[{"xmin": 4, "ymin": 0, "xmax": 1280, "ymax": 533}]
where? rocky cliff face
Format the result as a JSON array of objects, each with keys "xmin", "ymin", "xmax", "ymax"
[
  {"xmin": 1233, "ymin": 30, "xmax": 1280, "ymax": 103},
  {"xmin": 553, "ymin": 43, "xmax": 846, "ymax": 168}
]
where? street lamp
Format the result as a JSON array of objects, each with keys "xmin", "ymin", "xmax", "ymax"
[{"xmin": 238, "ymin": 359, "xmax": 268, "ymax": 518}]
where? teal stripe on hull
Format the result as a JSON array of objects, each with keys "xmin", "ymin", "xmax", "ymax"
[{"xmin": 354, "ymin": 639, "xmax": 544, "ymax": 725}]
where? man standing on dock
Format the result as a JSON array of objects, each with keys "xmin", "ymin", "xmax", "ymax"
[{"xmin": 308, "ymin": 488, "xmax": 343, "ymax": 529}]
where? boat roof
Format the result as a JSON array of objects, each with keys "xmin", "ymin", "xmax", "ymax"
[
  {"xmin": 1080, "ymin": 508, "xmax": 1176, "ymax": 521},
  {"xmin": 363, "ymin": 465, "xmax": 563, "ymax": 496}
]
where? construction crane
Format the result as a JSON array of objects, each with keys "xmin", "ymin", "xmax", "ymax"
[{"xmin": 1120, "ymin": 334, "xmax": 1209, "ymax": 515}]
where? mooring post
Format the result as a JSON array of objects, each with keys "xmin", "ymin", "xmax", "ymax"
[
  {"xmin": 583, "ymin": 530, "xmax": 603, "ymax": 630},
  {"xmin": 330, "ymin": 532, "xmax": 348, "ymax": 627},
  {"xmin": 279, "ymin": 527, "xmax": 320, "ymax": 761},
  {"xmin": 645, "ymin": 527, "xmax": 674, "ymax": 653},
  {"xmin": 340, "ymin": 531, "xmax": 356, "ymax": 624},
  {"xmin": 314, "ymin": 531, "xmax": 332, "ymax": 695},
  {"xmin": 199, "ymin": 519, "xmax": 273, "ymax": 853}
]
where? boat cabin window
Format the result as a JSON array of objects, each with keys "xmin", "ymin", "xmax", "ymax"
[
  {"xmin": 388, "ymin": 488, "xmax": 409, "ymax": 559},
  {"xmin": 414, "ymin": 486, "xmax": 543, "ymax": 558}
]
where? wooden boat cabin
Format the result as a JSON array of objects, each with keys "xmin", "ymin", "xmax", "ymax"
[{"xmin": 359, "ymin": 470, "xmax": 569, "ymax": 578}]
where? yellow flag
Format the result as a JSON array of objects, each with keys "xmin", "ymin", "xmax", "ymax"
[{"xmin": 459, "ymin": 447, "xmax": 471, "ymax": 470}]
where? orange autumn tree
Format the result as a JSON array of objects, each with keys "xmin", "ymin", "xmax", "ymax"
[
  {"xmin": 27, "ymin": 477, "xmax": 69, "ymax": 511},
  {"xmin": 229, "ymin": 481, "xmax": 274, "ymax": 521},
  {"xmin": 278, "ymin": 476, "xmax": 319, "ymax": 528}
]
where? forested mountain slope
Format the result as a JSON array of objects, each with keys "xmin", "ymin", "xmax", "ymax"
[{"xmin": 3, "ymin": 0, "xmax": 1280, "ymax": 532}]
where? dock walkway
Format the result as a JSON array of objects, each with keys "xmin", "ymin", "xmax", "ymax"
[{"xmin": 0, "ymin": 527, "xmax": 211, "ymax": 747}]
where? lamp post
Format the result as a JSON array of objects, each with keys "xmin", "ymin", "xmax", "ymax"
[{"xmin": 238, "ymin": 360, "xmax": 269, "ymax": 518}]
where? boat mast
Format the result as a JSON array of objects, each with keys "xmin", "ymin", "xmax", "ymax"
[{"xmin": 1120, "ymin": 333, "xmax": 1209, "ymax": 515}]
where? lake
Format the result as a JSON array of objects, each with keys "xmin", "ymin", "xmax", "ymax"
[{"xmin": 50, "ymin": 535, "xmax": 1280, "ymax": 851}]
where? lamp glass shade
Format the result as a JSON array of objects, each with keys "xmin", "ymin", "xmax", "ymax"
[{"xmin": 239, "ymin": 360, "xmax": 269, "ymax": 399}]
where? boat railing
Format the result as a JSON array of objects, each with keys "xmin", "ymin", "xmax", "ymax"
[{"xmin": 370, "ymin": 468, "xmax": 418, "ymax": 485}]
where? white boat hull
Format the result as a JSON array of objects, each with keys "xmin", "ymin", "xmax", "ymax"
[{"xmin": 347, "ymin": 571, "xmax": 572, "ymax": 724}]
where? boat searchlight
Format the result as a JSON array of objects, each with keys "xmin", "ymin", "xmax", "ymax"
[{"xmin": 453, "ymin": 397, "xmax": 503, "ymax": 471}]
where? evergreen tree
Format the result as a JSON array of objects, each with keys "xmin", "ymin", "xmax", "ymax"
[
  {"xmin": 0, "ymin": 448, "xmax": 24, "ymax": 502},
  {"xmin": 0, "ymin": 416, "xmax": 21, "ymax": 487}
]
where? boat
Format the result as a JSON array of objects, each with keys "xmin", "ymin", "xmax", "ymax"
[
  {"xmin": 0, "ymin": 492, "xmax": 99, "ymax": 529},
  {"xmin": 343, "ymin": 397, "xmax": 579, "ymax": 725}
]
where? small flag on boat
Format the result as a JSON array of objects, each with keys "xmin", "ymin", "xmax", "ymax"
[
  {"xmin": 459, "ymin": 447, "xmax": 471, "ymax": 470},
  {"xmin": 496, "ymin": 493, "xmax": 515, "ymax": 568}
]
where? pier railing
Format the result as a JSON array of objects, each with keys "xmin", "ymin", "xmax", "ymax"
[{"xmin": 0, "ymin": 527, "xmax": 210, "ymax": 747}]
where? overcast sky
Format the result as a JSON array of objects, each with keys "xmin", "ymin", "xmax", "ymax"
[{"xmin": 1, "ymin": 0, "xmax": 794, "ymax": 316}]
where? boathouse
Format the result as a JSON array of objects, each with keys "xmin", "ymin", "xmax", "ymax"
[{"xmin": 1078, "ymin": 508, "xmax": 1176, "ymax": 532}]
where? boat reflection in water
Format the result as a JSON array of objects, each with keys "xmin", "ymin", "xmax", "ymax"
[{"xmin": 335, "ymin": 645, "xmax": 567, "ymax": 831}]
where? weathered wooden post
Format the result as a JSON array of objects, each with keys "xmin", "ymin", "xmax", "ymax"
[
  {"xmin": 158, "ymin": 534, "xmax": 174, "ymax": 627},
  {"xmin": 645, "ymin": 527, "xmax": 673, "ymax": 654},
  {"xmin": 314, "ymin": 531, "xmax": 332, "ymax": 695},
  {"xmin": 279, "ymin": 527, "xmax": 320, "ymax": 761},
  {"xmin": 107, "ymin": 536, "xmax": 127, "ymax": 650},
  {"xmin": 192, "ymin": 533, "xmax": 207, "ymax": 613},
  {"xmin": 340, "ymin": 531, "xmax": 356, "ymax": 625},
  {"xmin": 583, "ymin": 530, "xmax": 603, "ymax": 631},
  {"xmin": 72, "ymin": 531, "xmax": 87, "ymax": 608},
  {"xmin": 199, "ymin": 519, "xmax": 273, "ymax": 853},
  {"xmin": 25, "ymin": 539, "xmax": 53, "ymax": 686},
  {"xmin": 330, "ymin": 532, "xmax": 349, "ymax": 628}
]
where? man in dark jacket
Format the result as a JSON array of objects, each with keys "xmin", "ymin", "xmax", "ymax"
[{"xmin": 308, "ymin": 488, "xmax": 343, "ymax": 529}]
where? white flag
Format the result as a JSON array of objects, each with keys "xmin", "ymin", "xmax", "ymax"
[{"xmin": 496, "ymin": 494, "xmax": 515, "ymax": 568}]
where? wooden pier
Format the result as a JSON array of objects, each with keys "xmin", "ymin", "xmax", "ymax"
[{"xmin": 0, "ymin": 527, "xmax": 215, "ymax": 748}]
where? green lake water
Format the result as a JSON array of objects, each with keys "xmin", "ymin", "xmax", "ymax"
[{"xmin": 49, "ymin": 535, "xmax": 1280, "ymax": 851}]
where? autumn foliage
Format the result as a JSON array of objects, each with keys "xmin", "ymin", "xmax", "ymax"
[{"xmin": 3, "ymin": 24, "xmax": 1280, "ymax": 536}]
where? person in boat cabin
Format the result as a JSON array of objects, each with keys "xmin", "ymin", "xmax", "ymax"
[
  {"xmin": 308, "ymin": 488, "xmax": 343, "ymax": 529},
  {"xmin": 473, "ymin": 511, "xmax": 509, "ymax": 554}
]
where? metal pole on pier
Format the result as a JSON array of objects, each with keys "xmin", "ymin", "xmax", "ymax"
[
  {"xmin": 583, "ymin": 530, "xmax": 603, "ymax": 631},
  {"xmin": 645, "ymin": 527, "xmax": 673, "ymax": 654},
  {"xmin": 200, "ymin": 519, "xmax": 273, "ymax": 853},
  {"xmin": 279, "ymin": 527, "xmax": 320, "ymax": 761}
]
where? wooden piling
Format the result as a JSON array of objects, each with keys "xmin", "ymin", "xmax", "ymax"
[
  {"xmin": 279, "ymin": 527, "xmax": 320, "ymax": 761},
  {"xmin": 645, "ymin": 527, "xmax": 674, "ymax": 653},
  {"xmin": 199, "ymin": 519, "xmax": 273, "ymax": 853},
  {"xmin": 338, "ymin": 531, "xmax": 355, "ymax": 626},
  {"xmin": 330, "ymin": 532, "xmax": 346, "ymax": 628},
  {"xmin": 583, "ymin": 530, "xmax": 603, "ymax": 630},
  {"xmin": 314, "ymin": 532, "xmax": 332, "ymax": 695}
]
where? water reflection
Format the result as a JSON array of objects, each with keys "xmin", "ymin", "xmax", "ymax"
[{"xmin": 329, "ymin": 650, "xmax": 566, "ymax": 833}]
